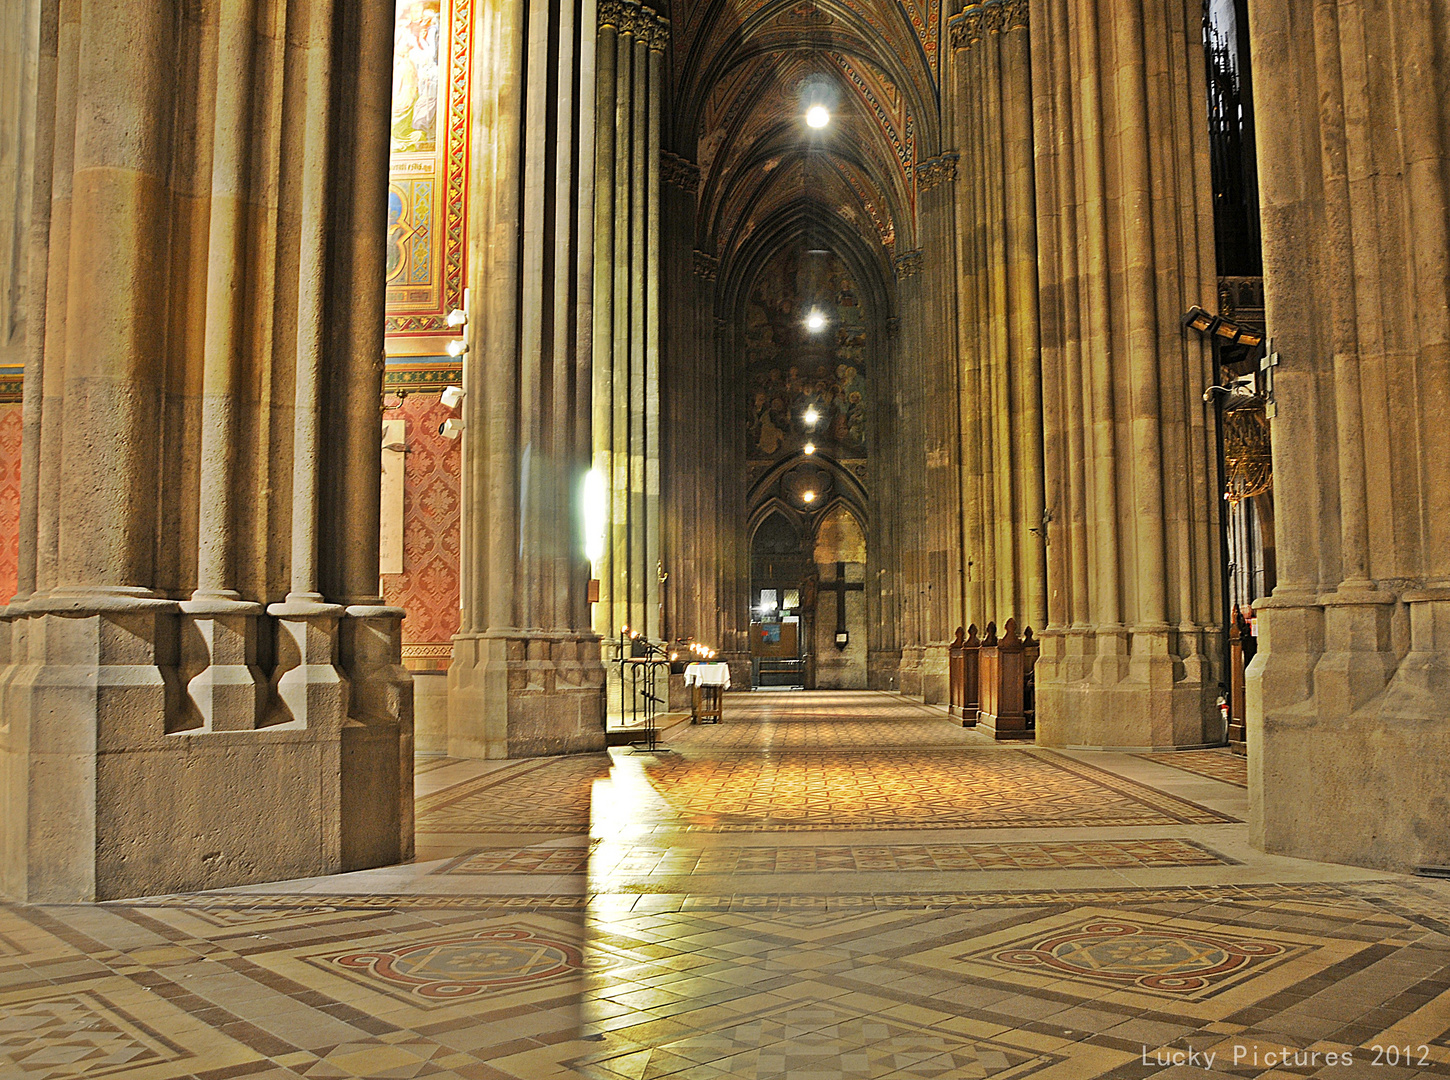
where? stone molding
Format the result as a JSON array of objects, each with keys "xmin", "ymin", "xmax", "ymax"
[
  {"xmin": 893, "ymin": 249, "xmax": 924, "ymax": 278},
  {"xmin": 662, "ymin": 152, "xmax": 702, "ymax": 194},
  {"xmin": 949, "ymin": 0, "xmax": 1027, "ymax": 50},
  {"xmin": 693, "ymin": 250, "xmax": 720, "ymax": 280},
  {"xmin": 916, "ymin": 153, "xmax": 959, "ymax": 191}
]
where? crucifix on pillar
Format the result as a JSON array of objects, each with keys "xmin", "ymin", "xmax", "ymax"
[{"xmin": 819, "ymin": 561, "xmax": 864, "ymax": 650}]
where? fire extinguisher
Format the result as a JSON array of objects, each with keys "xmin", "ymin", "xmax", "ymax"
[{"xmin": 1216, "ymin": 695, "xmax": 1230, "ymax": 740}]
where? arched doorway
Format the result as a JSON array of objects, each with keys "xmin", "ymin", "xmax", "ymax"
[
  {"xmin": 749, "ymin": 510, "xmax": 810, "ymax": 688},
  {"xmin": 811, "ymin": 503, "xmax": 867, "ymax": 688}
]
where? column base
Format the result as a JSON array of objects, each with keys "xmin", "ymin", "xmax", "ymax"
[
  {"xmin": 897, "ymin": 645, "xmax": 926, "ymax": 698},
  {"xmin": 1250, "ymin": 590, "xmax": 1450, "ymax": 873},
  {"xmin": 448, "ymin": 631, "xmax": 606, "ymax": 759},
  {"xmin": 920, "ymin": 641, "xmax": 950, "ymax": 704},
  {"xmin": 1034, "ymin": 625, "xmax": 1218, "ymax": 750},
  {"xmin": 0, "ymin": 603, "xmax": 412, "ymax": 903},
  {"xmin": 867, "ymin": 650, "xmax": 901, "ymax": 691}
]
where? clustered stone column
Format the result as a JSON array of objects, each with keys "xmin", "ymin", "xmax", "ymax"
[
  {"xmin": 889, "ymin": 243, "xmax": 961, "ymax": 703},
  {"xmin": 1246, "ymin": 0, "xmax": 1450, "ymax": 872},
  {"xmin": 447, "ymin": 0, "xmax": 613, "ymax": 756},
  {"xmin": 0, "ymin": 0, "xmax": 412, "ymax": 903},
  {"xmin": 948, "ymin": 2, "xmax": 1049, "ymax": 648},
  {"xmin": 866, "ymin": 316, "xmax": 905, "ymax": 692},
  {"xmin": 588, "ymin": 0, "xmax": 669, "ymax": 654},
  {"xmin": 1027, "ymin": 0, "xmax": 1221, "ymax": 748},
  {"xmin": 659, "ymin": 153, "xmax": 722, "ymax": 651}
]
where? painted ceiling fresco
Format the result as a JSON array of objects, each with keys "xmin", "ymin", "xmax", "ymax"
[{"xmin": 670, "ymin": 0, "xmax": 940, "ymax": 268}]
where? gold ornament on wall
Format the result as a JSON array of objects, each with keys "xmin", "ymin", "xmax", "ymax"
[{"xmin": 1224, "ymin": 399, "xmax": 1273, "ymax": 503}]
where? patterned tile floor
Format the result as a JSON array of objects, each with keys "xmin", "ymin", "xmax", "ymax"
[
  {"xmin": 5, "ymin": 691, "xmax": 1450, "ymax": 1080},
  {"xmin": 435, "ymin": 839, "xmax": 1233, "ymax": 878},
  {"xmin": 1133, "ymin": 751, "xmax": 1249, "ymax": 789}
]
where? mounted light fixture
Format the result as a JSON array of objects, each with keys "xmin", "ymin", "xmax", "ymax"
[
  {"xmin": 805, "ymin": 308, "xmax": 826, "ymax": 332},
  {"xmin": 440, "ymin": 385, "xmax": 465, "ymax": 409},
  {"xmin": 803, "ymin": 442, "xmax": 816, "ymax": 455},
  {"xmin": 805, "ymin": 104, "xmax": 830, "ymax": 128},
  {"xmin": 803, "ymin": 405, "xmax": 820, "ymax": 428},
  {"xmin": 803, "ymin": 490, "xmax": 817, "ymax": 503},
  {"xmin": 439, "ymin": 417, "xmax": 464, "ymax": 439},
  {"xmin": 446, "ymin": 308, "xmax": 467, "ymax": 328},
  {"xmin": 446, "ymin": 339, "xmax": 468, "ymax": 358}
]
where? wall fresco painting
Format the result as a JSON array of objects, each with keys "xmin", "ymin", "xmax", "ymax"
[
  {"xmin": 386, "ymin": 0, "xmax": 472, "ymax": 353},
  {"xmin": 744, "ymin": 248, "xmax": 868, "ymax": 462}
]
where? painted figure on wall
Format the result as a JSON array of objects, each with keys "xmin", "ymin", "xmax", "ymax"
[
  {"xmin": 743, "ymin": 247, "xmax": 868, "ymax": 461},
  {"xmin": 392, "ymin": 0, "xmax": 443, "ymax": 153}
]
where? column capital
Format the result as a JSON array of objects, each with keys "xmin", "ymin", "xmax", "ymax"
[
  {"xmin": 693, "ymin": 249, "xmax": 719, "ymax": 280},
  {"xmin": 949, "ymin": 0, "xmax": 1026, "ymax": 49},
  {"xmin": 603, "ymin": 2, "xmax": 669, "ymax": 46},
  {"xmin": 893, "ymin": 249, "xmax": 924, "ymax": 278},
  {"xmin": 916, "ymin": 153, "xmax": 958, "ymax": 191},
  {"xmin": 597, "ymin": 0, "xmax": 631, "ymax": 31},
  {"xmin": 662, "ymin": 152, "xmax": 701, "ymax": 193},
  {"xmin": 644, "ymin": 10, "xmax": 671, "ymax": 51}
]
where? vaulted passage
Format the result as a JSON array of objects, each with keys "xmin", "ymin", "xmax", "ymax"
[{"xmin": 2, "ymin": 2, "xmax": 1449, "ymax": 1067}]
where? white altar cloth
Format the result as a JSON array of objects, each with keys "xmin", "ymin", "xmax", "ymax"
[{"xmin": 684, "ymin": 662, "xmax": 731, "ymax": 689}]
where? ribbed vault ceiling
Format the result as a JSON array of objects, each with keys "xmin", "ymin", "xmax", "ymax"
[{"xmin": 667, "ymin": 0, "xmax": 941, "ymax": 268}]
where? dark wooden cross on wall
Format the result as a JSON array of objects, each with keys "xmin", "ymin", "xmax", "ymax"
[{"xmin": 819, "ymin": 561, "xmax": 864, "ymax": 650}]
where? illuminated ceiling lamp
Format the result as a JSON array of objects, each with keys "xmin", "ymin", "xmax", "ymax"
[{"xmin": 805, "ymin": 104, "xmax": 830, "ymax": 129}]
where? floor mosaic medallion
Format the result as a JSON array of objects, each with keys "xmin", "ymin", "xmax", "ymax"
[
  {"xmin": 991, "ymin": 918, "xmax": 1284, "ymax": 993},
  {"xmin": 311, "ymin": 926, "xmax": 596, "ymax": 1003}
]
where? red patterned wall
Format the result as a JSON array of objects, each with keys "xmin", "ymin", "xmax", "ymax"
[
  {"xmin": 382, "ymin": 391, "xmax": 462, "ymax": 670},
  {"xmin": 0, "ymin": 404, "xmax": 21, "ymax": 601}
]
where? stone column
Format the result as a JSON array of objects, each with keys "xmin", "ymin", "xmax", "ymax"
[
  {"xmin": 0, "ymin": 0, "xmax": 409, "ymax": 903},
  {"xmin": 945, "ymin": 2, "xmax": 1048, "ymax": 661},
  {"xmin": 610, "ymin": 12, "xmax": 633, "ymax": 642},
  {"xmin": 868, "ymin": 314, "xmax": 904, "ymax": 690},
  {"xmin": 586, "ymin": 1, "xmax": 667, "ymax": 702},
  {"xmin": 449, "ymin": 0, "xmax": 608, "ymax": 757},
  {"xmin": 591, "ymin": 1, "xmax": 618, "ymax": 642},
  {"xmin": 659, "ymin": 156, "xmax": 708, "ymax": 647},
  {"xmin": 1028, "ymin": 0, "xmax": 1220, "ymax": 749},
  {"xmin": 892, "ymin": 250, "xmax": 928, "ymax": 697},
  {"xmin": 917, "ymin": 156, "xmax": 965, "ymax": 704},
  {"xmin": 0, "ymin": 0, "xmax": 39, "ymax": 371},
  {"xmin": 184, "ymin": 0, "xmax": 269, "ymax": 731},
  {"xmin": 1247, "ymin": 0, "xmax": 1450, "ymax": 872},
  {"xmin": 644, "ymin": 34, "xmax": 664, "ymax": 639}
]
